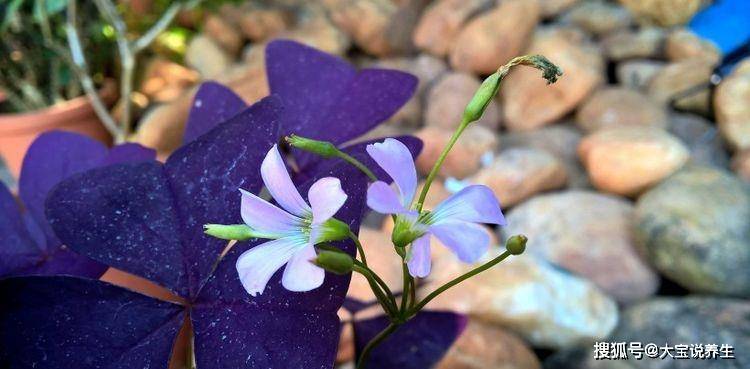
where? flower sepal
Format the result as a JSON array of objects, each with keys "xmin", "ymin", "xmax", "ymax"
[
  {"xmin": 391, "ymin": 215, "xmax": 425, "ymax": 249},
  {"xmin": 315, "ymin": 218, "xmax": 351, "ymax": 243},
  {"xmin": 285, "ymin": 135, "xmax": 340, "ymax": 158},
  {"xmin": 204, "ymin": 224, "xmax": 271, "ymax": 241}
]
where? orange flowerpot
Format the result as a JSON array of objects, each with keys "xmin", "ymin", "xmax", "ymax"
[{"xmin": 0, "ymin": 91, "xmax": 114, "ymax": 179}]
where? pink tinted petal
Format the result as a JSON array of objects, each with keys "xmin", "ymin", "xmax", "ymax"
[
  {"xmin": 282, "ymin": 244, "xmax": 325, "ymax": 292},
  {"xmin": 236, "ymin": 237, "xmax": 305, "ymax": 296},
  {"xmin": 261, "ymin": 145, "xmax": 311, "ymax": 216},
  {"xmin": 429, "ymin": 221, "xmax": 490, "ymax": 263},
  {"xmin": 308, "ymin": 177, "xmax": 347, "ymax": 225},
  {"xmin": 366, "ymin": 138, "xmax": 417, "ymax": 207},
  {"xmin": 431, "ymin": 185, "xmax": 506, "ymax": 225},
  {"xmin": 367, "ymin": 181, "xmax": 408, "ymax": 214},
  {"xmin": 407, "ymin": 234, "xmax": 432, "ymax": 278},
  {"xmin": 240, "ymin": 189, "xmax": 301, "ymax": 236}
]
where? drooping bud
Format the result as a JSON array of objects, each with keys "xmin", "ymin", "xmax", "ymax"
[
  {"xmin": 462, "ymin": 55, "xmax": 563, "ymax": 124},
  {"xmin": 204, "ymin": 224, "xmax": 258, "ymax": 241},
  {"xmin": 285, "ymin": 135, "xmax": 339, "ymax": 158},
  {"xmin": 505, "ymin": 234, "xmax": 527, "ymax": 255},
  {"xmin": 313, "ymin": 250, "xmax": 354, "ymax": 275},
  {"xmin": 315, "ymin": 218, "xmax": 351, "ymax": 243}
]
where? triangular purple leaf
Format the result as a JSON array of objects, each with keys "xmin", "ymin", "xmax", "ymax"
[
  {"xmin": 267, "ymin": 40, "xmax": 418, "ymax": 167},
  {"xmin": 0, "ymin": 276, "xmax": 184, "ymax": 368},
  {"xmin": 353, "ymin": 311, "xmax": 467, "ymax": 369},
  {"xmin": 183, "ymin": 81, "xmax": 247, "ymax": 144},
  {"xmin": 103, "ymin": 142, "xmax": 157, "ymax": 165},
  {"xmin": 0, "ymin": 184, "xmax": 41, "ymax": 277}
]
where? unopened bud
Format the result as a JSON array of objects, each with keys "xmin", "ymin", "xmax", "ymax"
[
  {"xmin": 505, "ymin": 234, "xmax": 527, "ymax": 255},
  {"xmin": 313, "ymin": 250, "xmax": 354, "ymax": 275},
  {"xmin": 463, "ymin": 73, "xmax": 501, "ymax": 123},
  {"xmin": 391, "ymin": 215, "xmax": 424, "ymax": 248},
  {"xmin": 285, "ymin": 135, "xmax": 339, "ymax": 158},
  {"xmin": 204, "ymin": 224, "xmax": 256, "ymax": 241}
]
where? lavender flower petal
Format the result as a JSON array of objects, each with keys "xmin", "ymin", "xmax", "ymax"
[
  {"xmin": 430, "ymin": 185, "xmax": 506, "ymax": 226},
  {"xmin": 407, "ymin": 234, "xmax": 431, "ymax": 278},
  {"xmin": 308, "ymin": 177, "xmax": 347, "ymax": 225},
  {"xmin": 240, "ymin": 189, "xmax": 301, "ymax": 236},
  {"xmin": 366, "ymin": 138, "xmax": 417, "ymax": 207},
  {"xmin": 236, "ymin": 237, "xmax": 304, "ymax": 296},
  {"xmin": 367, "ymin": 181, "xmax": 408, "ymax": 214},
  {"xmin": 282, "ymin": 244, "xmax": 325, "ymax": 292},
  {"xmin": 429, "ymin": 221, "xmax": 490, "ymax": 263},
  {"xmin": 262, "ymin": 144, "xmax": 311, "ymax": 217}
]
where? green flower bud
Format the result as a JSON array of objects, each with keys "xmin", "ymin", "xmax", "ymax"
[
  {"xmin": 285, "ymin": 135, "xmax": 340, "ymax": 158},
  {"xmin": 391, "ymin": 215, "xmax": 424, "ymax": 248},
  {"xmin": 313, "ymin": 250, "xmax": 354, "ymax": 275},
  {"xmin": 204, "ymin": 224, "xmax": 258, "ymax": 241},
  {"xmin": 505, "ymin": 234, "xmax": 527, "ymax": 255},
  {"xmin": 316, "ymin": 218, "xmax": 351, "ymax": 243},
  {"xmin": 463, "ymin": 73, "xmax": 502, "ymax": 124}
]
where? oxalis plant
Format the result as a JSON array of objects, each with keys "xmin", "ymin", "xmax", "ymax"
[{"xmin": 205, "ymin": 55, "xmax": 562, "ymax": 369}]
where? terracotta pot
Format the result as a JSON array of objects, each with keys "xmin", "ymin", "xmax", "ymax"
[{"xmin": 0, "ymin": 89, "xmax": 114, "ymax": 179}]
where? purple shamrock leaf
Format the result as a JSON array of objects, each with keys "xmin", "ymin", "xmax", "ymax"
[
  {"xmin": 182, "ymin": 39, "xmax": 417, "ymax": 174},
  {"xmin": 0, "ymin": 96, "xmax": 374, "ymax": 368},
  {"xmin": 353, "ymin": 311, "xmax": 467, "ymax": 369},
  {"xmin": 0, "ymin": 131, "xmax": 155, "ymax": 278}
]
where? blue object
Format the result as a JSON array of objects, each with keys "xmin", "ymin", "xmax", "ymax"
[{"xmin": 689, "ymin": 0, "xmax": 750, "ymax": 55}]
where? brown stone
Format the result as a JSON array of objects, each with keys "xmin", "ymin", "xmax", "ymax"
[
  {"xmin": 425, "ymin": 72, "xmax": 501, "ymax": 130},
  {"xmin": 601, "ymin": 27, "xmax": 665, "ymax": 61},
  {"xmin": 732, "ymin": 149, "xmax": 750, "ymax": 182},
  {"xmin": 578, "ymin": 127, "xmax": 689, "ymax": 196},
  {"xmin": 714, "ymin": 59, "xmax": 750, "ymax": 150},
  {"xmin": 616, "ymin": 59, "xmax": 665, "ymax": 91},
  {"xmin": 449, "ymin": 0, "xmax": 540, "ymax": 74},
  {"xmin": 469, "ymin": 147, "xmax": 567, "ymax": 207},
  {"xmin": 502, "ymin": 27, "xmax": 603, "ymax": 131},
  {"xmin": 539, "ymin": 0, "xmax": 580, "ymax": 18},
  {"xmin": 185, "ymin": 35, "xmax": 232, "ymax": 78},
  {"xmin": 618, "ymin": 0, "xmax": 705, "ymax": 27},
  {"xmin": 665, "ymin": 28, "xmax": 721, "ymax": 64},
  {"xmin": 238, "ymin": 7, "xmax": 292, "ymax": 42},
  {"xmin": 563, "ymin": 0, "xmax": 633, "ymax": 36},
  {"xmin": 575, "ymin": 87, "xmax": 668, "ymax": 132},
  {"xmin": 503, "ymin": 190, "xmax": 660, "ymax": 303},
  {"xmin": 134, "ymin": 93, "xmax": 193, "ymax": 159},
  {"xmin": 412, "ymin": 0, "xmax": 494, "ymax": 56},
  {"xmin": 435, "ymin": 320, "xmax": 542, "ymax": 369},
  {"xmin": 415, "ymin": 125, "xmax": 498, "ymax": 179},
  {"xmin": 204, "ymin": 14, "xmax": 243, "ymax": 55},
  {"xmin": 140, "ymin": 58, "xmax": 199, "ymax": 103},
  {"xmin": 648, "ymin": 58, "xmax": 714, "ymax": 114},
  {"xmin": 279, "ymin": 8, "xmax": 351, "ymax": 55}
]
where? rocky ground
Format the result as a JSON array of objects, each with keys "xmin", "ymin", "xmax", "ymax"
[{"xmin": 9, "ymin": 0, "xmax": 750, "ymax": 367}]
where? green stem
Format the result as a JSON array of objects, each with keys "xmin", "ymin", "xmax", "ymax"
[
  {"xmin": 409, "ymin": 250, "xmax": 512, "ymax": 315},
  {"xmin": 350, "ymin": 231, "xmax": 367, "ymax": 266},
  {"xmin": 352, "ymin": 264, "xmax": 397, "ymax": 317},
  {"xmin": 356, "ymin": 323, "xmax": 400, "ymax": 369},
  {"xmin": 353, "ymin": 260, "xmax": 396, "ymax": 306},
  {"xmin": 399, "ymin": 261, "xmax": 410, "ymax": 314},
  {"xmin": 337, "ymin": 151, "xmax": 377, "ymax": 182},
  {"xmin": 414, "ymin": 121, "xmax": 469, "ymax": 211}
]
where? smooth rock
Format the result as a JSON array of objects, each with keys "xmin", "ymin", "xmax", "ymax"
[
  {"xmin": 502, "ymin": 27, "xmax": 604, "ymax": 131},
  {"xmin": 412, "ymin": 0, "xmax": 494, "ymax": 56},
  {"xmin": 421, "ymin": 252, "xmax": 619, "ymax": 349},
  {"xmin": 238, "ymin": 7, "xmax": 292, "ymax": 42},
  {"xmin": 539, "ymin": 0, "xmax": 580, "ymax": 18},
  {"xmin": 575, "ymin": 87, "xmax": 668, "ymax": 132},
  {"xmin": 733, "ymin": 149, "xmax": 750, "ymax": 182},
  {"xmin": 501, "ymin": 125, "xmax": 590, "ymax": 188},
  {"xmin": 562, "ymin": 0, "xmax": 633, "ymax": 36},
  {"xmin": 280, "ymin": 6, "xmax": 351, "ymax": 55},
  {"xmin": 616, "ymin": 59, "xmax": 665, "ymax": 91},
  {"xmin": 326, "ymin": 0, "xmax": 404, "ymax": 56},
  {"xmin": 134, "ymin": 93, "xmax": 193, "ymax": 159},
  {"xmin": 469, "ymin": 147, "xmax": 567, "ymax": 208},
  {"xmin": 435, "ymin": 320, "xmax": 542, "ymax": 369},
  {"xmin": 449, "ymin": 0, "xmax": 540, "ymax": 74},
  {"xmin": 578, "ymin": 127, "xmax": 689, "ymax": 196},
  {"xmin": 602, "ymin": 27, "xmax": 665, "ymax": 61},
  {"xmin": 648, "ymin": 58, "xmax": 713, "ymax": 114},
  {"xmin": 668, "ymin": 112, "xmax": 730, "ymax": 168},
  {"xmin": 140, "ymin": 58, "xmax": 199, "ymax": 103},
  {"xmin": 609, "ymin": 297, "xmax": 750, "ymax": 369},
  {"xmin": 665, "ymin": 28, "xmax": 721, "ymax": 64},
  {"xmin": 618, "ymin": 0, "xmax": 704, "ymax": 27},
  {"xmin": 425, "ymin": 72, "xmax": 501, "ymax": 130},
  {"xmin": 204, "ymin": 14, "xmax": 243, "ymax": 55},
  {"xmin": 185, "ymin": 35, "xmax": 232, "ymax": 78},
  {"xmin": 714, "ymin": 59, "xmax": 750, "ymax": 150},
  {"xmin": 502, "ymin": 190, "xmax": 659, "ymax": 303},
  {"xmin": 415, "ymin": 125, "xmax": 498, "ymax": 179},
  {"xmin": 635, "ymin": 166, "xmax": 750, "ymax": 296}
]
